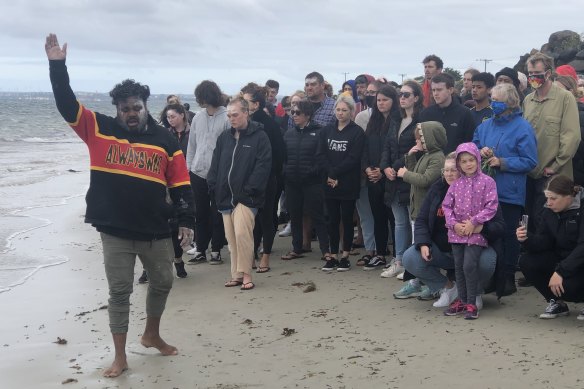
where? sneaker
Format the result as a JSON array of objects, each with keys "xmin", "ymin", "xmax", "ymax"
[
  {"xmin": 174, "ymin": 261, "xmax": 187, "ymax": 278},
  {"xmin": 577, "ymin": 308, "xmax": 584, "ymax": 321},
  {"xmin": 476, "ymin": 295, "xmax": 483, "ymax": 310},
  {"xmin": 393, "ymin": 280, "xmax": 423, "ymax": 299},
  {"xmin": 464, "ymin": 304, "xmax": 479, "ymax": 320},
  {"xmin": 363, "ymin": 256, "xmax": 386, "ymax": 271},
  {"xmin": 138, "ymin": 270, "xmax": 148, "ymax": 284},
  {"xmin": 396, "ymin": 271, "xmax": 405, "ymax": 280},
  {"xmin": 380, "ymin": 262, "xmax": 404, "ymax": 278},
  {"xmin": 417, "ymin": 285, "xmax": 439, "ymax": 301},
  {"xmin": 433, "ymin": 284, "xmax": 458, "ymax": 308},
  {"xmin": 337, "ymin": 258, "xmax": 351, "ymax": 272},
  {"xmin": 209, "ymin": 252, "xmax": 223, "ymax": 265},
  {"xmin": 278, "ymin": 222, "xmax": 292, "ymax": 237},
  {"xmin": 539, "ymin": 299, "xmax": 569, "ymax": 319},
  {"xmin": 185, "ymin": 243, "xmax": 197, "ymax": 256},
  {"xmin": 188, "ymin": 252, "xmax": 207, "ymax": 265},
  {"xmin": 322, "ymin": 258, "xmax": 339, "ymax": 272},
  {"xmin": 444, "ymin": 299, "xmax": 466, "ymax": 316}
]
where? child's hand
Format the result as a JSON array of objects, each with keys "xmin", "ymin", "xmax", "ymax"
[
  {"xmin": 516, "ymin": 226, "xmax": 528, "ymax": 242},
  {"xmin": 461, "ymin": 220, "xmax": 474, "ymax": 236}
]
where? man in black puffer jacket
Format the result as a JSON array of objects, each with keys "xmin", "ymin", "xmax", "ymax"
[{"xmin": 207, "ymin": 97, "xmax": 272, "ymax": 291}]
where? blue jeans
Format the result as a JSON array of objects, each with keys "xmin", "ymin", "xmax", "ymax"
[
  {"xmin": 402, "ymin": 243, "xmax": 497, "ymax": 293},
  {"xmin": 391, "ymin": 197, "xmax": 411, "ymax": 260},
  {"xmin": 355, "ymin": 185, "xmax": 376, "ymax": 252}
]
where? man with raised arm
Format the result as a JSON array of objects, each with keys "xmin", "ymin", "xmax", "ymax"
[{"xmin": 44, "ymin": 33, "xmax": 195, "ymax": 378}]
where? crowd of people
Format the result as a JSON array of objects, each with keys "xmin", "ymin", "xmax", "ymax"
[
  {"xmin": 157, "ymin": 53, "xmax": 584, "ymax": 322},
  {"xmin": 45, "ymin": 32, "xmax": 584, "ymax": 377}
]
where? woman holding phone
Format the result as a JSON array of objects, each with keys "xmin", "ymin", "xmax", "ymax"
[{"xmin": 518, "ymin": 175, "xmax": 584, "ymax": 319}]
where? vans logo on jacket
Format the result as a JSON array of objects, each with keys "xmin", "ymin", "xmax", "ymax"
[{"xmin": 328, "ymin": 139, "xmax": 348, "ymax": 151}]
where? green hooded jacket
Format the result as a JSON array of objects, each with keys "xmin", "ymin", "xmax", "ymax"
[{"xmin": 403, "ymin": 121, "xmax": 447, "ymax": 220}]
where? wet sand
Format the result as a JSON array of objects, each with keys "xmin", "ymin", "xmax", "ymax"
[{"xmin": 2, "ymin": 195, "xmax": 584, "ymax": 389}]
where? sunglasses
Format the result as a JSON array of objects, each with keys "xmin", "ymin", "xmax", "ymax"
[
  {"xmin": 399, "ymin": 92, "xmax": 413, "ymax": 98},
  {"xmin": 290, "ymin": 110, "xmax": 302, "ymax": 116}
]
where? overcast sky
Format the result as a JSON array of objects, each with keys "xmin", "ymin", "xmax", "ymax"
[{"xmin": 1, "ymin": 0, "xmax": 582, "ymax": 95}]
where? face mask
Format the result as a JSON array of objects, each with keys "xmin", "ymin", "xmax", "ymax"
[
  {"xmin": 528, "ymin": 73, "xmax": 546, "ymax": 89},
  {"xmin": 491, "ymin": 101, "xmax": 508, "ymax": 116},
  {"xmin": 365, "ymin": 95, "xmax": 376, "ymax": 108}
]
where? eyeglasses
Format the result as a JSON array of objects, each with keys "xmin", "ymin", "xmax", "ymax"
[
  {"xmin": 399, "ymin": 92, "xmax": 413, "ymax": 98},
  {"xmin": 366, "ymin": 90, "xmax": 378, "ymax": 96},
  {"xmin": 290, "ymin": 110, "xmax": 302, "ymax": 116},
  {"xmin": 441, "ymin": 168, "xmax": 458, "ymax": 174}
]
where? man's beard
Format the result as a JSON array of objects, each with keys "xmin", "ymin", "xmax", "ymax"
[{"xmin": 118, "ymin": 113, "xmax": 148, "ymax": 132}]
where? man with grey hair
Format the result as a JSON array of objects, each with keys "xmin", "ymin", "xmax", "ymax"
[
  {"xmin": 522, "ymin": 52, "xmax": 580, "ymax": 230},
  {"xmin": 207, "ymin": 96, "xmax": 272, "ymax": 291}
]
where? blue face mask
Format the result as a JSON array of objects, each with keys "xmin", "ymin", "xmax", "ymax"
[{"xmin": 491, "ymin": 101, "xmax": 507, "ymax": 116}]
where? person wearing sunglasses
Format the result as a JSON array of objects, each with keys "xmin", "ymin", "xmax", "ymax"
[
  {"xmin": 281, "ymin": 100, "xmax": 331, "ymax": 261},
  {"xmin": 380, "ymin": 81, "xmax": 423, "ymax": 278},
  {"xmin": 522, "ymin": 52, "xmax": 580, "ymax": 234}
]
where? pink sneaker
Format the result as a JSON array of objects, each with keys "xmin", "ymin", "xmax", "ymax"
[
  {"xmin": 444, "ymin": 299, "xmax": 466, "ymax": 316},
  {"xmin": 464, "ymin": 304, "xmax": 479, "ymax": 320}
]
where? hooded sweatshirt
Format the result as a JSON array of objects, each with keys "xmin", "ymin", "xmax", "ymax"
[
  {"xmin": 186, "ymin": 106, "xmax": 229, "ymax": 179},
  {"xmin": 402, "ymin": 121, "xmax": 447, "ymax": 219},
  {"xmin": 442, "ymin": 142, "xmax": 499, "ymax": 247}
]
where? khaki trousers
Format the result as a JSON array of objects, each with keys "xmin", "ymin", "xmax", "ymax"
[{"xmin": 222, "ymin": 204, "xmax": 256, "ymax": 279}]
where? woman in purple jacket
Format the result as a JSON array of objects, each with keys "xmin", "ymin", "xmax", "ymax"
[{"xmin": 442, "ymin": 142, "xmax": 499, "ymax": 320}]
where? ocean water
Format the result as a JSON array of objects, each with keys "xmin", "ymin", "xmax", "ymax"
[{"xmin": 0, "ymin": 92, "xmax": 197, "ymax": 292}]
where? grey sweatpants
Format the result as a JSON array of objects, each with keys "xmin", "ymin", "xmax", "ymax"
[
  {"xmin": 452, "ymin": 244, "xmax": 483, "ymax": 306},
  {"xmin": 101, "ymin": 233, "xmax": 174, "ymax": 333}
]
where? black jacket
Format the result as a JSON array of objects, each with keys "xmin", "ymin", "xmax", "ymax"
[
  {"xmin": 380, "ymin": 114, "xmax": 419, "ymax": 205},
  {"xmin": 320, "ymin": 121, "xmax": 365, "ymax": 200},
  {"xmin": 207, "ymin": 121, "xmax": 272, "ymax": 210},
  {"xmin": 283, "ymin": 121, "xmax": 324, "ymax": 185},
  {"xmin": 524, "ymin": 195, "xmax": 584, "ymax": 279},
  {"xmin": 419, "ymin": 99, "xmax": 476, "ymax": 153},
  {"xmin": 414, "ymin": 178, "xmax": 507, "ymax": 298},
  {"xmin": 251, "ymin": 110, "xmax": 285, "ymax": 177},
  {"xmin": 49, "ymin": 59, "xmax": 194, "ymax": 241}
]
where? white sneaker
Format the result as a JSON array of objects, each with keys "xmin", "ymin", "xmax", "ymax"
[
  {"xmin": 278, "ymin": 222, "xmax": 292, "ymax": 237},
  {"xmin": 433, "ymin": 284, "xmax": 458, "ymax": 308},
  {"xmin": 380, "ymin": 262, "xmax": 404, "ymax": 278},
  {"xmin": 186, "ymin": 243, "xmax": 197, "ymax": 256},
  {"xmin": 396, "ymin": 271, "xmax": 405, "ymax": 280},
  {"xmin": 476, "ymin": 295, "xmax": 483, "ymax": 310}
]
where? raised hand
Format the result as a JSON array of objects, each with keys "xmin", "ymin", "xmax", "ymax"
[{"xmin": 45, "ymin": 33, "xmax": 67, "ymax": 60}]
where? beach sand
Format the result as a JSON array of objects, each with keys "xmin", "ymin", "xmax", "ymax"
[{"xmin": 2, "ymin": 194, "xmax": 584, "ymax": 389}]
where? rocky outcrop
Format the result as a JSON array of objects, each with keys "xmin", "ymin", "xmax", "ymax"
[{"xmin": 514, "ymin": 30, "xmax": 584, "ymax": 73}]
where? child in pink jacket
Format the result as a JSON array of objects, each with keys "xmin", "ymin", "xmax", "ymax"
[{"xmin": 442, "ymin": 142, "xmax": 498, "ymax": 319}]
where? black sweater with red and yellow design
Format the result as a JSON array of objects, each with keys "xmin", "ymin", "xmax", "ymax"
[{"xmin": 49, "ymin": 60, "xmax": 194, "ymax": 241}]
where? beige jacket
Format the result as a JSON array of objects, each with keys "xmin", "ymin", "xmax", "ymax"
[{"xmin": 522, "ymin": 84, "xmax": 580, "ymax": 179}]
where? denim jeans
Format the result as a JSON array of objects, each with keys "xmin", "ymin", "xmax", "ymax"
[
  {"xmin": 355, "ymin": 185, "xmax": 376, "ymax": 252},
  {"xmin": 402, "ymin": 243, "xmax": 497, "ymax": 293},
  {"xmin": 391, "ymin": 197, "xmax": 412, "ymax": 260}
]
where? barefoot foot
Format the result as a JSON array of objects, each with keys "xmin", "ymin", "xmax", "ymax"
[
  {"xmin": 103, "ymin": 357, "xmax": 128, "ymax": 378},
  {"xmin": 141, "ymin": 335, "xmax": 178, "ymax": 356}
]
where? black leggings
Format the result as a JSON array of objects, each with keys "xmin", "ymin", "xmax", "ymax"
[
  {"xmin": 170, "ymin": 227, "xmax": 182, "ymax": 259},
  {"xmin": 254, "ymin": 175, "xmax": 277, "ymax": 254},
  {"xmin": 326, "ymin": 198, "xmax": 356, "ymax": 254},
  {"xmin": 191, "ymin": 173, "xmax": 225, "ymax": 252}
]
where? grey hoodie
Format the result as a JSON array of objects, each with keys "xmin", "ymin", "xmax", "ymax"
[{"xmin": 186, "ymin": 106, "xmax": 229, "ymax": 179}]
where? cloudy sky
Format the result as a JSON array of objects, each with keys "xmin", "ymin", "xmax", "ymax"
[{"xmin": 1, "ymin": 0, "xmax": 582, "ymax": 95}]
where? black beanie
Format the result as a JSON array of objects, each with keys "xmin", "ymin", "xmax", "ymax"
[{"xmin": 495, "ymin": 67, "xmax": 520, "ymax": 88}]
